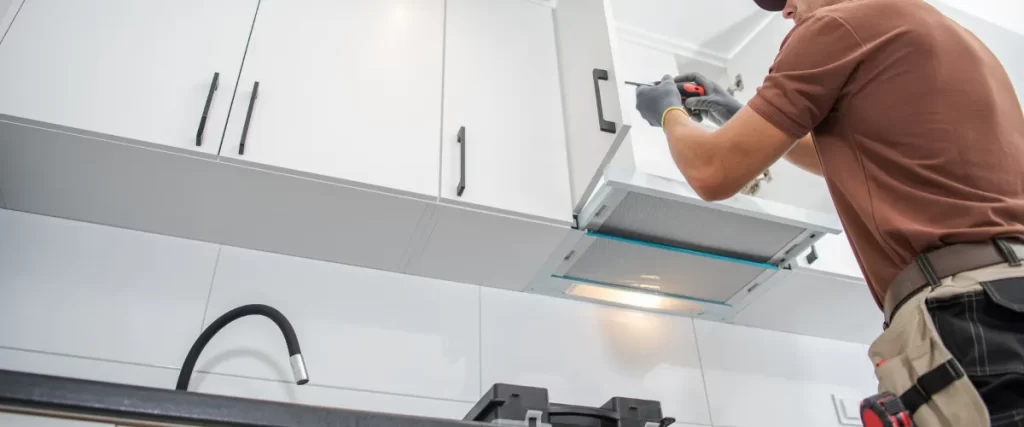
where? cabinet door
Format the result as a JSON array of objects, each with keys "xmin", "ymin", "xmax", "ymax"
[
  {"xmin": 553, "ymin": 0, "xmax": 634, "ymax": 214},
  {"xmin": 441, "ymin": 0, "xmax": 572, "ymax": 224},
  {"xmin": 220, "ymin": 0, "xmax": 444, "ymax": 200},
  {"xmin": 0, "ymin": 0, "xmax": 257, "ymax": 157}
]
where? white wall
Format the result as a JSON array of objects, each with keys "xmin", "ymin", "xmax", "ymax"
[
  {"xmin": 0, "ymin": 208, "xmax": 877, "ymax": 427},
  {"xmin": 929, "ymin": 0, "xmax": 1024, "ymax": 102},
  {"xmin": 930, "ymin": 0, "xmax": 1024, "ymax": 37}
]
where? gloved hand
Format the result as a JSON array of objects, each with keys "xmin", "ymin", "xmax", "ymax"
[
  {"xmin": 635, "ymin": 75, "xmax": 688, "ymax": 127},
  {"xmin": 674, "ymin": 72, "xmax": 742, "ymax": 126}
]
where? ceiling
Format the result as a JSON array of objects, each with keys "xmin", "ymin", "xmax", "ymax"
[
  {"xmin": 610, "ymin": 0, "xmax": 772, "ymax": 62},
  {"xmin": 611, "ymin": 0, "xmax": 1023, "ymax": 101}
]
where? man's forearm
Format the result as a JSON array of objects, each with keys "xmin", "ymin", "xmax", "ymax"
[
  {"xmin": 661, "ymin": 109, "xmax": 726, "ymax": 199},
  {"xmin": 662, "ymin": 107, "xmax": 801, "ymax": 201},
  {"xmin": 784, "ymin": 134, "xmax": 822, "ymax": 176}
]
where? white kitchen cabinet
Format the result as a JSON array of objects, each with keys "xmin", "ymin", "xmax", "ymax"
[
  {"xmin": 441, "ymin": 0, "xmax": 571, "ymax": 224},
  {"xmin": 0, "ymin": 0, "xmax": 256, "ymax": 157},
  {"xmin": 554, "ymin": 0, "xmax": 636, "ymax": 216},
  {"xmin": 220, "ymin": 0, "xmax": 444, "ymax": 200},
  {"xmin": 406, "ymin": 0, "xmax": 640, "ymax": 291}
]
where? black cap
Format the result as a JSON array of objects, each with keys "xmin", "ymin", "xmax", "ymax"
[{"xmin": 754, "ymin": 0, "xmax": 786, "ymax": 11}]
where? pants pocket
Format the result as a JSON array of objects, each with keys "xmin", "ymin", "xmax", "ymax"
[
  {"xmin": 870, "ymin": 291, "xmax": 989, "ymax": 427},
  {"xmin": 928, "ymin": 277, "xmax": 1024, "ymax": 426}
]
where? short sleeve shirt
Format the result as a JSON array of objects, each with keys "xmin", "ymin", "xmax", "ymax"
[{"xmin": 747, "ymin": 0, "xmax": 1024, "ymax": 307}]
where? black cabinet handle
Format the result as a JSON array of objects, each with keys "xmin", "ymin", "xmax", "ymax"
[
  {"xmin": 195, "ymin": 72, "xmax": 220, "ymax": 147},
  {"xmin": 238, "ymin": 81, "xmax": 259, "ymax": 156},
  {"xmin": 592, "ymin": 68, "xmax": 616, "ymax": 134},
  {"xmin": 457, "ymin": 126, "xmax": 466, "ymax": 197}
]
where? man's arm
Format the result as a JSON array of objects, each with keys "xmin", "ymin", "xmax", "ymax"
[
  {"xmin": 784, "ymin": 135, "xmax": 822, "ymax": 176},
  {"xmin": 661, "ymin": 106, "xmax": 799, "ymax": 201}
]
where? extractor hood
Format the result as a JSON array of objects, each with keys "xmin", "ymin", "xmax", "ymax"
[{"xmin": 528, "ymin": 167, "xmax": 842, "ymax": 321}]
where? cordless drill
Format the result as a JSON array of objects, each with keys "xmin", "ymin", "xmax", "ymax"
[{"xmin": 625, "ymin": 80, "xmax": 706, "ymax": 122}]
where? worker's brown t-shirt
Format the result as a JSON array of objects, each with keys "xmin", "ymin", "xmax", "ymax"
[{"xmin": 747, "ymin": 0, "xmax": 1024, "ymax": 307}]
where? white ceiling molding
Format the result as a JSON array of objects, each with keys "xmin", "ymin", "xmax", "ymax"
[
  {"xmin": 727, "ymin": 14, "xmax": 779, "ymax": 60},
  {"xmin": 616, "ymin": 24, "xmax": 731, "ymax": 68}
]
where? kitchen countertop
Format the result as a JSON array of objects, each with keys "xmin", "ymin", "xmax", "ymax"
[{"xmin": 0, "ymin": 369, "xmax": 484, "ymax": 427}]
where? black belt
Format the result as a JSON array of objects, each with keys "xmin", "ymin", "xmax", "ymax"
[{"xmin": 883, "ymin": 238, "xmax": 1023, "ymax": 328}]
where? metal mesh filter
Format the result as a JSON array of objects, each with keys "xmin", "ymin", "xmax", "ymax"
[
  {"xmin": 594, "ymin": 192, "xmax": 806, "ymax": 262},
  {"xmin": 564, "ymin": 236, "xmax": 770, "ymax": 303}
]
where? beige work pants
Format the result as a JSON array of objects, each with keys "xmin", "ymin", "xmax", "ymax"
[{"xmin": 869, "ymin": 262, "xmax": 1024, "ymax": 426}]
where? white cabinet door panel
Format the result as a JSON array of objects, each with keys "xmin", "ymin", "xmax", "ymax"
[
  {"xmin": 441, "ymin": 0, "xmax": 572, "ymax": 224},
  {"xmin": 0, "ymin": 0, "xmax": 256, "ymax": 156},
  {"xmin": 221, "ymin": 0, "xmax": 444, "ymax": 199},
  {"xmin": 554, "ymin": 0, "xmax": 634, "ymax": 213}
]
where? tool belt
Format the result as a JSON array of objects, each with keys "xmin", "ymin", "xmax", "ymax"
[{"xmin": 882, "ymin": 238, "xmax": 1024, "ymax": 328}]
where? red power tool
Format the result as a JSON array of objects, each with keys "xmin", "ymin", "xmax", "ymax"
[
  {"xmin": 625, "ymin": 80, "xmax": 707, "ymax": 122},
  {"xmin": 861, "ymin": 392, "xmax": 914, "ymax": 427}
]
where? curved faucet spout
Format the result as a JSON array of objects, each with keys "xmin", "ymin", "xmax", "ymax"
[{"xmin": 176, "ymin": 304, "xmax": 308, "ymax": 391}]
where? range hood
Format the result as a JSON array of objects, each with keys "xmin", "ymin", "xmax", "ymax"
[{"xmin": 529, "ymin": 168, "xmax": 842, "ymax": 320}]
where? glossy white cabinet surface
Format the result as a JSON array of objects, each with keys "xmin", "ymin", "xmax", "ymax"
[
  {"xmin": 695, "ymin": 320, "xmax": 876, "ymax": 427},
  {"xmin": 441, "ymin": 0, "xmax": 571, "ymax": 224},
  {"xmin": 196, "ymin": 246, "xmax": 481, "ymax": 402},
  {"xmin": 480, "ymin": 288, "xmax": 712, "ymax": 426},
  {"xmin": 554, "ymin": 0, "xmax": 635, "ymax": 213},
  {"xmin": 0, "ymin": 412, "xmax": 111, "ymax": 427},
  {"xmin": 221, "ymin": 0, "xmax": 444, "ymax": 199},
  {"xmin": 0, "ymin": 0, "xmax": 257, "ymax": 156},
  {"xmin": 0, "ymin": 209, "xmax": 219, "ymax": 368},
  {"xmin": 191, "ymin": 373, "xmax": 473, "ymax": 419}
]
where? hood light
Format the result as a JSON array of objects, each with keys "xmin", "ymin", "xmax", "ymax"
[{"xmin": 566, "ymin": 284, "xmax": 701, "ymax": 312}]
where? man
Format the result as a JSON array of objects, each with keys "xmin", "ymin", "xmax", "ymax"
[{"xmin": 634, "ymin": 0, "xmax": 1024, "ymax": 425}]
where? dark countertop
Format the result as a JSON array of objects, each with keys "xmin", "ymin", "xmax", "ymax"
[{"xmin": 0, "ymin": 369, "xmax": 485, "ymax": 427}]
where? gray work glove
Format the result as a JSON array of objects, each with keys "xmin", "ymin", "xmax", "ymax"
[
  {"xmin": 675, "ymin": 72, "xmax": 742, "ymax": 126},
  {"xmin": 635, "ymin": 75, "xmax": 687, "ymax": 127}
]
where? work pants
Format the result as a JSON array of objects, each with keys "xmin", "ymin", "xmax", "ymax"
[{"xmin": 870, "ymin": 262, "xmax": 1024, "ymax": 426}]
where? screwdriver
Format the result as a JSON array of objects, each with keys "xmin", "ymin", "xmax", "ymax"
[{"xmin": 625, "ymin": 81, "xmax": 707, "ymax": 123}]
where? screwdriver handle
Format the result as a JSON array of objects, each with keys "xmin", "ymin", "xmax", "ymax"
[{"xmin": 679, "ymin": 82, "xmax": 706, "ymax": 97}]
